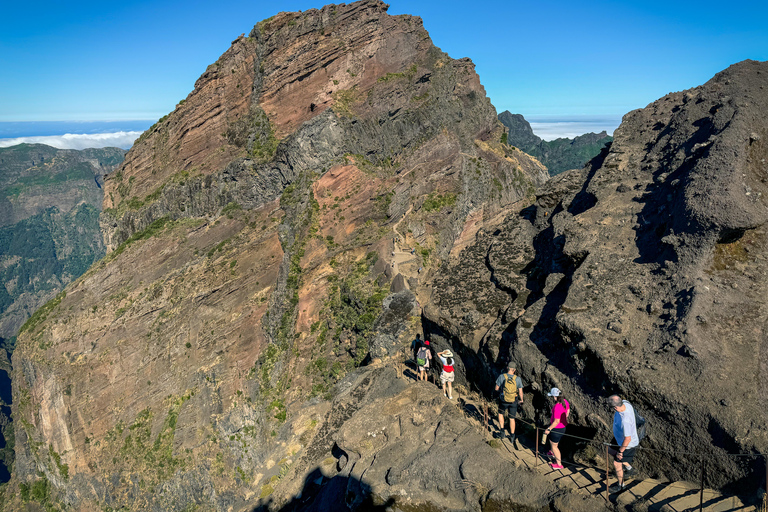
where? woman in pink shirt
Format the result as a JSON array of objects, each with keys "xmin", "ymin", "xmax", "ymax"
[{"xmin": 544, "ymin": 387, "xmax": 570, "ymax": 470}]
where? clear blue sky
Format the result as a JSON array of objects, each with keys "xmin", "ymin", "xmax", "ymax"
[{"xmin": 1, "ymin": 0, "xmax": 766, "ymax": 123}]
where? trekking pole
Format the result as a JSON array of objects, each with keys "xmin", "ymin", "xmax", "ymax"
[
  {"xmin": 604, "ymin": 444, "xmax": 610, "ymax": 505},
  {"xmin": 699, "ymin": 456, "xmax": 705, "ymax": 512},
  {"xmin": 535, "ymin": 427, "xmax": 539, "ymax": 467}
]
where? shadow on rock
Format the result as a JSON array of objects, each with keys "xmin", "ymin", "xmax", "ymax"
[{"xmin": 251, "ymin": 468, "xmax": 395, "ymax": 512}]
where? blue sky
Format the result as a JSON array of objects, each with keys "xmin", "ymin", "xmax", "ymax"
[{"xmin": 1, "ymin": 0, "xmax": 766, "ymax": 128}]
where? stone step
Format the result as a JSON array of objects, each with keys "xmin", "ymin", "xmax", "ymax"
[{"xmin": 458, "ymin": 394, "xmax": 756, "ymax": 512}]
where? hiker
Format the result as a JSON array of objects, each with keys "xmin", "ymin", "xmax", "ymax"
[
  {"xmin": 411, "ymin": 334, "xmax": 422, "ymax": 361},
  {"xmin": 494, "ymin": 365, "xmax": 523, "ymax": 447},
  {"xmin": 544, "ymin": 387, "xmax": 570, "ymax": 469},
  {"xmin": 607, "ymin": 394, "xmax": 639, "ymax": 493},
  {"xmin": 437, "ymin": 349, "xmax": 455, "ymax": 399},
  {"xmin": 416, "ymin": 340, "xmax": 432, "ymax": 381}
]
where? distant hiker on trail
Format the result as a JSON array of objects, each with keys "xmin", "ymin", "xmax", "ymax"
[
  {"xmin": 544, "ymin": 388, "xmax": 570, "ymax": 469},
  {"xmin": 607, "ymin": 394, "xmax": 639, "ymax": 493},
  {"xmin": 495, "ymin": 365, "xmax": 523, "ymax": 448},
  {"xmin": 411, "ymin": 334, "xmax": 422, "ymax": 361},
  {"xmin": 416, "ymin": 340, "xmax": 432, "ymax": 381},
  {"xmin": 437, "ymin": 349, "xmax": 455, "ymax": 399}
]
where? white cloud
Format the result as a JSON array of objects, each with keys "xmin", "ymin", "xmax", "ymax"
[
  {"xmin": 528, "ymin": 119, "xmax": 620, "ymax": 141},
  {"xmin": 0, "ymin": 131, "xmax": 142, "ymax": 150}
]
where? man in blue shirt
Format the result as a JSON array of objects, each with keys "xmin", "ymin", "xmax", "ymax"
[
  {"xmin": 607, "ymin": 394, "xmax": 639, "ymax": 493},
  {"xmin": 494, "ymin": 365, "xmax": 524, "ymax": 448}
]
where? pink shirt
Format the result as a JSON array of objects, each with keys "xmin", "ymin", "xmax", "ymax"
[{"xmin": 550, "ymin": 400, "xmax": 570, "ymax": 428}]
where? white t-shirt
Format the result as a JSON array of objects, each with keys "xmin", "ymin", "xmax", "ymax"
[{"xmin": 613, "ymin": 400, "xmax": 639, "ymax": 448}]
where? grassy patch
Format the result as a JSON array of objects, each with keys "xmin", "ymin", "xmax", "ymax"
[{"xmin": 422, "ymin": 192, "xmax": 457, "ymax": 212}]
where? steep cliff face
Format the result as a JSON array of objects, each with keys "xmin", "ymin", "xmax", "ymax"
[
  {"xmin": 8, "ymin": 1, "xmax": 549, "ymax": 511},
  {"xmin": 426, "ymin": 60, "xmax": 768, "ymax": 492}
]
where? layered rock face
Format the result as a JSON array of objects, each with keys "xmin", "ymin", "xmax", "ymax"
[
  {"xmin": 8, "ymin": 1, "xmax": 549, "ymax": 511},
  {"xmin": 427, "ymin": 60, "xmax": 768, "ymax": 492},
  {"xmin": 101, "ymin": 0, "xmax": 545, "ymax": 252}
]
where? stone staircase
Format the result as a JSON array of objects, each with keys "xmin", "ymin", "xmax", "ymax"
[{"xmin": 455, "ymin": 393, "xmax": 757, "ymax": 512}]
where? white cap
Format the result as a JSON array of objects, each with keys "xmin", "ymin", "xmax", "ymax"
[{"xmin": 547, "ymin": 387, "xmax": 561, "ymax": 397}]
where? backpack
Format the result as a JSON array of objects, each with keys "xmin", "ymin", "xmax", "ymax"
[
  {"xmin": 416, "ymin": 347, "xmax": 428, "ymax": 366},
  {"xmin": 633, "ymin": 405, "xmax": 647, "ymax": 442},
  {"xmin": 502, "ymin": 374, "xmax": 518, "ymax": 403}
]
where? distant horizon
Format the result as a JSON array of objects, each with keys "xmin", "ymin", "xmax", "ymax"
[
  {"xmin": 2, "ymin": 1, "xmax": 764, "ymax": 129},
  {"xmin": 0, "ymin": 114, "xmax": 620, "ymax": 150}
]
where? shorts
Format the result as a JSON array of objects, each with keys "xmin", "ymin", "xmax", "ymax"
[
  {"xmin": 440, "ymin": 371, "xmax": 454, "ymax": 383},
  {"xmin": 498, "ymin": 399, "xmax": 519, "ymax": 419},
  {"xmin": 613, "ymin": 447, "xmax": 636, "ymax": 464},
  {"xmin": 418, "ymin": 365, "xmax": 429, "ymax": 372},
  {"xmin": 548, "ymin": 427, "xmax": 566, "ymax": 444}
]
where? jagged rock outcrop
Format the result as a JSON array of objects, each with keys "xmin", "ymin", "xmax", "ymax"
[
  {"xmin": 499, "ymin": 111, "xmax": 613, "ymax": 175},
  {"xmin": 427, "ymin": 60, "xmax": 768, "ymax": 494},
  {"xmin": 7, "ymin": 2, "xmax": 549, "ymax": 511}
]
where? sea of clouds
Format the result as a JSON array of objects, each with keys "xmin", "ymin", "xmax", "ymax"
[
  {"xmin": 0, "ymin": 131, "xmax": 142, "ymax": 150},
  {"xmin": 527, "ymin": 116, "xmax": 622, "ymax": 141}
]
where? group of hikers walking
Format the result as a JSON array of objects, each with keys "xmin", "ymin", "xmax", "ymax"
[{"xmin": 411, "ymin": 335, "xmax": 642, "ymax": 493}]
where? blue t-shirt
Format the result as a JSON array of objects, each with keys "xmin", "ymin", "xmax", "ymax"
[{"xmin": 613, "ymin": 401, "xmax": 639, "ymax": 448}]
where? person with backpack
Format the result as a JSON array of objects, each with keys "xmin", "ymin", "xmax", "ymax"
[
  {"xmin": 436, "ymin": 349, "xmax": 455, "ymax": 399},
  {"xmin": 416, "ymin": 340, "xmax": 432, "ymax": 381},
  {"xmin": 607, "ymin": 394, "xmax": 640, "ymax": 493},
  {"xmin": 494, "ymin": 365, "xmax": 523, "ymax": 448},
  {"xmin": 543, "ymin": 388, "xmax": 570, "ymax": 469},
  {"xmin": 411, "ymin": 334, "xmax": 422, "ymax": 362}
]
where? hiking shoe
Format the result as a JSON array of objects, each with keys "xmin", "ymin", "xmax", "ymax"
[
  {"xmin": 550, "ymin": 463, "xmax": 564, "ymax": 470},
  {"xmin": 511, "ymin": 436, "xmax": 519, "ymax": 450},
  {"xmin": 546, "ymin": 450, "xmax": 555, "ymax": 458},
  {"xmin": 624, "ymin": 466, "xmax": 637, "ymax": 477},
  {"xmin": 609, "ymin": 483, "xmax": 625, "ymax": 493}
]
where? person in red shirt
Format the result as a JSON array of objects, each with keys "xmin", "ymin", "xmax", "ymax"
[{"xmin": 437, "ymin": 350, "xmax": 455, "ymax": 399}]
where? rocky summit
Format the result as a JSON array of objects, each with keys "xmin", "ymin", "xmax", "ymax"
[
  {"xmin": 428, "ymin": 60, "xmax": 768, "ymax": 492},
  {"xmin": 3, "ymin": 1, "xmax": 767, "ymax": 511}
]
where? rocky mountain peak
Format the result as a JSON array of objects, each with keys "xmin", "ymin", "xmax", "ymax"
[
  {"xmin": 100, "ymin": 0, "xmax": 519, "ymax": 252},
  {"xmin": 7, "ymin": 2, "xmax": 550, "ymax": 510}
]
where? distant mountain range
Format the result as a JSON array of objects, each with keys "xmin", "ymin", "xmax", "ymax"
[
  {"xmin": 0, "ymin": 143, "xmax": 125, "ymax": 340},
  {"xmin": 499, "ymin": 111, "xmax": 612, "ymax": 175}
]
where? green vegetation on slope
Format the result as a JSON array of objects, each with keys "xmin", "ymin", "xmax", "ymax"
[{"xmin": 0, "ymin": 204, "xmax": 104, "ymax": 320}]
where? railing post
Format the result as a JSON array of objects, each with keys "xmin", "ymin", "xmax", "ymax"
[
  {"xmin": 535, "ymin": 427, "xmax": 540, "ymax": 467},
  {"xmin": 605, "ymin": 444, "xmax": 610, "ymax": 505},
  {"xmin": 699, "ymin": 456, "xmax": 705, "ymax": 512}
]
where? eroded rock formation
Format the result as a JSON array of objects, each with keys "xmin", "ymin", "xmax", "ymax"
[{"xmin": 427, "ymin": 59, "xmax": 768, "ymax": 494}]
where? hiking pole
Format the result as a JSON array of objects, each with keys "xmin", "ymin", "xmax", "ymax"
[
  {"xmin": 604, "ymin": 444, "xmax": 610, "ymax": 505},
  {"xmin": 699, "ymin": 456, "xmax": 705, "ymax": 512},
  {"xmin": 535, "ymin": 427, "xmax": 539, "ymax": 467}
]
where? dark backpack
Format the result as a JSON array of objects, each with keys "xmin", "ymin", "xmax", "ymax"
[
  {"xmin": 416, "ymin": 347, "xmax": 428, "ymax": 366},
  {"xmin": 633, "ymin": 405, "xmax": 647, "ymax": 442}
]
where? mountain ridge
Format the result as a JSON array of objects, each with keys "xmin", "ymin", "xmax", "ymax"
[{"xmin": 499, "ymin": 110, "xmax": 613, "ymax": 175}]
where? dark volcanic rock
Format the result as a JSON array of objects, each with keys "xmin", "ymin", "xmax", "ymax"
[{"xmin": 428, "ymin": 60, "xmax": 768, "ymax": 492}]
